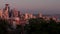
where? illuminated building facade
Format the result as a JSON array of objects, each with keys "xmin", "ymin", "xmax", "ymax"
[
  {"xmin": 12, "ymin": 8, "xmax": 19, "ymax": 17},
  {"xmin": 0, "ymin": 9, "xmax": 3, "ymax": 18}
]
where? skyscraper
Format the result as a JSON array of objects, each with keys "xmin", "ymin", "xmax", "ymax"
[
  {"xmin": 18, "ymin": 11, "xmax": 21, "ymax": 18},
  {"xmin": 38, "ymin": 13, "xmax": 43, "ymax": 18},
  {"xmin": 28, "ymin": 13, "xmax": 33, "ymax": 19},
  {"xmin": 3, "ymin": 7, "xmax": 9, "ymax": 19},
  {"xmin": 0, "ymin": 9, "xmax": 3, "ymax": 18},
  {"xmin": 24, "ymin": 13, "xmax": 28, "ymax": 19},
  {"xmin": 12, "ymin": 8, "xmax": 19, "ymax": 17},
  {"xmin": 5, "ymin": 4, "xmax": 10, "ymax": 10},
  {"xmin": 3, "ymin": 4, "xmax": 10, "ymax": 19},
  {"xmin": 4, "ymin": 4, "xmax": 11, "ymax": 17}
]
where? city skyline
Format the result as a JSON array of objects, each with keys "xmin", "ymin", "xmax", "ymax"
[{"xmin": 0, "ymin": 0, "xmax": 60, "ymax": 14}]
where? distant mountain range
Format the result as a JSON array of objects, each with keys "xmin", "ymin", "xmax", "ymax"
[{"xmin": 33, "ymin": 14, "xmax": 60, "ymax": 19}]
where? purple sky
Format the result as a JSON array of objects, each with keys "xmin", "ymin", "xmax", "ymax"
[{"xmin": 0, "ymin": 0, "xmax": 60, "ymax": 14}]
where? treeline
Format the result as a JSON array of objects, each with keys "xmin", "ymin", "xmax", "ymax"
[
  {"xmin": 0, "ymin": 18, "xmax": 60, "ymax": 34},
  {"xmin": 25, "ymin": 18, "xmax": 60, "ymax": 34}
]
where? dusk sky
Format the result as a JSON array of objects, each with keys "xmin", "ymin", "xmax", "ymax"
[{"xmin": 0, "ymin": 0, "xmax": 60, "ymax": 14}]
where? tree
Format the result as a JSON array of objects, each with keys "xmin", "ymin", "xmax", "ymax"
[
  {"xmin": 0, "ymin": 18, "xmax": 9, "ymax": 34},
  {"xmin": 28, "ymin": 18, "xmax": 48, "ymax": 34}
]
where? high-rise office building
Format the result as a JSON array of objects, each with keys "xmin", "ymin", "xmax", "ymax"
[
  {"xmin": 38, "ymin": 13, "xmax": 43, "ymax": 18},
  {"xmin": 3, "ymin": 4, "xmax": 9, "ymax": 19},
  {"xmin": 4, "ymin": 4, "xmax": 11, "ymax": 17},
  {"xmin": 0, "ymin": 9, "xmax": 3, "ymax": 18},
  {"xmin": 10, "ymin": 9, "xmax": 13, "ymax": 17},
  {"xmin": 24, "ymin": 13, "xmax": 28, "ymax": 19},
  {"xmin": 12, "ymin": 8, "xmax": 19, "ymax": 17},
  {"xmin": 18, "ymin": 11, "xmax": 21, "ymax": 18},
  {"xmin": 3, "ymin": 7, "xmax": 9, "ymax": 19},
  {"xmin": 28, "ymin": 14, "xmax": 33, "ymax": 19}
]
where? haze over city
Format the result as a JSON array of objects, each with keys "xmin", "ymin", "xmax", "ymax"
[
  {"xmin": 0, "ymin": 0, "xmax": 60, "ymax": 34},
  {"xmin": 0, "ymin": 0, "xmax": 60, "ymax": 14}
]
